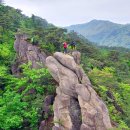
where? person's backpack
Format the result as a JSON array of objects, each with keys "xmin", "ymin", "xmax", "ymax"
[{"xmin": 73, "ymin": 41, "xmax": 76, "ymax": 45}]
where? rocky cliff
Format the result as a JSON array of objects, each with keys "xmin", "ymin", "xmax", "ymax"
[
  {"xmin": 46, "ymin": 52, "xmax": 112, "ymax": 130},
  {"xmin": 12, "ymin": 34, "xmax": 47, "ymax": 75},
  {"xmin": 13, "ymin": 34, "xmax": 112, "ymax": 130}
]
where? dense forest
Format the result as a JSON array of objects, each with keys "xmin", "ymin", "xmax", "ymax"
[{"xmin": 0, "ymin": 3, "xmax": 130, "ymax": 130}]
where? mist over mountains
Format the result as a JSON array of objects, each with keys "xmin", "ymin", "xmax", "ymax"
[{"xmin": 66, "ymin": 20, "xmax": 130, "ymax": 48}]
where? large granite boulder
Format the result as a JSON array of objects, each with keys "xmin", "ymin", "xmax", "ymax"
[{"xmin": 46, "ymin": 51, "xmax": 112, "ymax": 130}]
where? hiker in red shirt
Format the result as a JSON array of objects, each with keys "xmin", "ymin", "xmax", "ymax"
[{"xmin": 63, "ymin": 42, "xmax": 68, "ymax": 54}]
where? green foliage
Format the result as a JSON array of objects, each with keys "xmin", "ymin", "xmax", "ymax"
[
  {"xmin": 0, "ymin": 65, "xmax": 8, "ymax": 91},
  {"xmin": 40, "ymin": 42, "xmax": 56, "ymax": 53},
  {"xmin": 88, "ymin": 66, "xmax": 130, "ymax": 128},
  {"xmin": 0, "ymin": 63, "xmax": 55, "ymax": 130},
  {"xmin": 0, "ymin": 91, "xmax": 27, "ymax": 129},
  {"xmin": 15, "ymin": 63, "xmax": 54, "ymax": 94},
  {"xmin": 0, "ymin": 42, "xmax": 14, "ymax": 64},
  {"xmin": 88, "ymin": 67, "xmax": 117, "ymax": 87},
  {"xmin": 0, "ymin": 3, "xmax": 130, "ymax": 130}
]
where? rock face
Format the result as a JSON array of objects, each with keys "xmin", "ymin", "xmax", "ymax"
[
  {"xmin": 46, "ymin": 51, "xmax": 112, "ymax": 130},
  {"xmin": 13, "ymin": 34, "xmax": 54, "ymax": 130},
  {"xmin": 12, "ymin": 34, "xmax": 47, "ymax": 75},
  {"xmin": 13, "ymin": 35, "xmax": 112, "ymax": 129}
]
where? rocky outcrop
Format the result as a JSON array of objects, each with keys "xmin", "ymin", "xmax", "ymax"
[
  {"xmin": 12, "ymin": 34, "xmax": 112, "ymax": 129},
  {"xmin": 13, "ymin": 34, "xmax": 55, "ymax": 129},
  {"xmin": 46, "ymin": 51, "xmax": 112, "ymax": 130},
  {"xmin": 12, "ymin": 34, "xmax": 47, "ymax": 75}
]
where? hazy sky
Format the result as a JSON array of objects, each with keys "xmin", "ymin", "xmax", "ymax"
[{"xmin": 4, "ymin": 0, "xmax": 130, "ymax": 27}]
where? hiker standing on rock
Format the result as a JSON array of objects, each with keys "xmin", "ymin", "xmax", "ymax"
[
  {"xmin": 70, "ymin": 41, "xmax": 76, "ymax": 50},
  {"xmin": 63, "ymin": 41, "xmax": 68, "ymax": 54}
]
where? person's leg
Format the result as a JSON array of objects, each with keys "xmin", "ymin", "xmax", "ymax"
[
  {"xmin": 74, "ymin": 45, "xmax": 76, "ymax": 50},
  {"xmin": 64, "ymin": 48, "xmax": 67, "ymax": 54},
  {"xmin": 65, "ymin": 48, "xmax": 67, "ymax": 54}
]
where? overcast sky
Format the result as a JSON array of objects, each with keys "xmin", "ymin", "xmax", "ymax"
[{"xmin": 4, "ymin": 0, "xmax": 130, "ymax": 27}]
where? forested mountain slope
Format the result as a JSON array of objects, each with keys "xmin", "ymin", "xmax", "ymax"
[
  {"xmin": 66, "ymin": 20, "xmax": 130, "ymax": 48},
  {"xmin": 0, "ymin": 4, "xmax": 130, "ymax": 130}
]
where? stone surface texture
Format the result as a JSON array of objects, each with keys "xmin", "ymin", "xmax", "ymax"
[
  {"xmin": 12, "ymin": 34, "xmax": 47, "ymax": 75},
  {"xmin": 46, "ymin": 51, "xmax": 112, "ymax": 130}
]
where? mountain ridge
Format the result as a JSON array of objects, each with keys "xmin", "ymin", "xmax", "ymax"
[
  {"xmin": 66, "ymin": 19, "xmax": 123, "ymax": 27},
  {"xmin": 66, "ymin": 20, "xmax": 130, "ymax": 48}
]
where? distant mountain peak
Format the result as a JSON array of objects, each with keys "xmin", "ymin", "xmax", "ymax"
[
  {"xmin": 66, "ymin": 20, "xmax": 130, "ymax": 48},
  {"xmin": 88, "ymin": 19, "xmax": 119, "ymax": 25}
]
